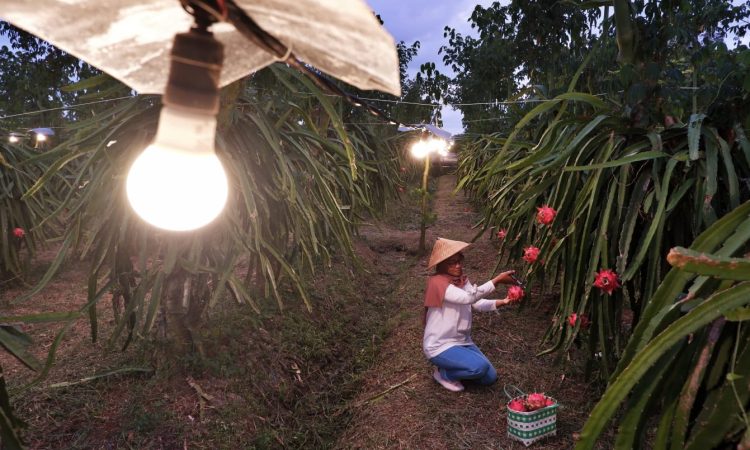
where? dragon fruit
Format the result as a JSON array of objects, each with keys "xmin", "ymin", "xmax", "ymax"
[
  {"xmin": 545, "ymin": 398, "xmax": 555, "ymax": 407},
  {"xmin": 536, "ymin": 205, "xmax": 557, "ymax": 226},
  {"xmin": 496, "ymin": 228, "xmax": 507, "ymax": 240},
  {"xmin": 525, "ymin": 392, "xmax": 548, "ymax": 411},
  {"xmin": 593, "ymin": 269, "xmax": 620, "ymax": 295},
  {"xmin": 507, "ymin": 285, "xmax": 525, "ymax": 302},
  {"xmin": 522, "ymin": 246, "xmax": 540, "ymax": 264},
  {"xmin": 508, "ymin": 399, "xmax": 527, "ymax": 412},
  {"xmin": 568, "ymin": 313, "xmax": 590, "ymax": 329},
  {"xmin": 13, "ymin": 227, "xmax": 25, "ymax": 239}
]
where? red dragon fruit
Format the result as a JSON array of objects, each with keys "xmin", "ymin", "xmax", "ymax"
[
  {"xmin": 536, "ymin": 205, "xmax": 557, "ymax": 226},
  {"xmin": 507, "ymin": 285, "xmax": 525, "ymax": 302},
  {"xmin": 496, "ymin": 228, "xmax": 507, "ymax": 240},
  {"xmin": 525, "ymin": 393, "xmax": 548, "ymax": 411},
  {"xmin": 593, "ymin": 269, "xmax": 620, "ymax": 295},
  {"xmin": 508, "ymin": 399, "xmax": 527, "ymax": 412},
  {"xmin": 522, "ymin": 246, "xmax": 540, "ymax": 264},
  {"xmin": 545, "ymin": 397, "xmax": 556, "ymax": 407},
  {"xmin": 13, "ymin": 227, "xmax": 25, "ymax": 239},
  {"xmin": 568, "ymin": 313, "xmax": 591, "ymax": 329}
]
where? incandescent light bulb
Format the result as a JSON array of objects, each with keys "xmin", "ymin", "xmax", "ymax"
[
  {"xmin": 126, "ymin": 106, "xmax": 228, "ymax": 231},
  {"xmin": 126, "ymin": 23, "xmax": 227, "ymax": 232}
]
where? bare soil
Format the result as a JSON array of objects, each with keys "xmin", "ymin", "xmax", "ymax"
[{"xmin": 0, "ymin": 174, "xmax": 608, "ymax": 449}]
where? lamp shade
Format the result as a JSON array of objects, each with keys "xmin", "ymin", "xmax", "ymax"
[{"xmin": 2, "ymin": 0, "xmax": 401, "ymax": 96}]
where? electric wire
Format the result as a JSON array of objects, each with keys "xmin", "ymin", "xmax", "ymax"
[{"xmin": 0, "ymin": 96, "xmax": 136, "ymax": 120}]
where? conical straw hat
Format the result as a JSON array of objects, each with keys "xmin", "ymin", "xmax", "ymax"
[{"xmin": 427, "ymin": 237, "xmax": 471, "ymax": 270}]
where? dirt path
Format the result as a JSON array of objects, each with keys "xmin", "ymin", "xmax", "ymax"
[{"xmin": 337, "ymin": 175, "xmax": 599, "ymax": 449}]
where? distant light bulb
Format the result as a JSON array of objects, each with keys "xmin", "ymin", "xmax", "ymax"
[
  {"xmin": 8, "ymin": 135, "xmax": 19, "ymax": 143},
  {"xmin": 126, "ymin": 106, "xmax": 228, "ymax": 231},
  {"xmin": 411, "ymin": 140, "xmax": 429, "ymax": 159},
  {"xmin": 35, "ymin": 133, "xmax": 47, "ymax": 142}
]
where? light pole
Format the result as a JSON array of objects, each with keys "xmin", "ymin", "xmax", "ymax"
[{"xmin": 410, "ymin": 136, "xmax": 449, "ymax": 255}]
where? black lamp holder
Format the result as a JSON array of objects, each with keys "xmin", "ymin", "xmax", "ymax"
[{"xmin": 164, "ymin": 4, "xmax": 224, "ymax": 115}]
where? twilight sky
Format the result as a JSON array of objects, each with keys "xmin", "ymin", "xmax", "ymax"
[{"xmin": 368, "ymin": 0, "xmax": 498, "ymax": 135}]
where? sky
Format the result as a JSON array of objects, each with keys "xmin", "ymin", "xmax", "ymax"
[{"xmin": 367, "ymin": 0, "xmax": 497, "ymax": 136}]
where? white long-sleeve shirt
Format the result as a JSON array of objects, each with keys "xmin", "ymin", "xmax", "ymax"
[{"xmin": 422, "ymin": 279, "xmax": 497, "ymax": 359}]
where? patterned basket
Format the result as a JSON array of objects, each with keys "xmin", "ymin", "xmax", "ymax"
[{"xmin": 504, "ymin": 386, "xmax": 558, "ymax": 447}]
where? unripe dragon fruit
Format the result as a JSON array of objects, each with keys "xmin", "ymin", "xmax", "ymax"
[
  {"xmin": 525, "ymin": 393, "xmax": 548, "ymax": 411},
  {"xmin": 508, "ymin": 399, "xmax": 527, "ymax": 412},
  {"xmin": 507, "ymin": 285, "xmax": 525, "ymax": 302}
]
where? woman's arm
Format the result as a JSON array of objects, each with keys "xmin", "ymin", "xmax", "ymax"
[
  {"xmin": 472, "ymin": 299, "xmax": 499, "ymax": 311},
  {"xmin": 472, "ymin": 297, "xmax": 519, "ymax": 311},
  {"xmin": 443, "ymin": 281, "xmax": 496, "ymax": 305},
  {"xmin": 491, "ymin": 270, "xmax": 517, "ymax": 285},
  {"xmin": 494, "ymin": 298, "xmax": 514, "ymax": 308}
]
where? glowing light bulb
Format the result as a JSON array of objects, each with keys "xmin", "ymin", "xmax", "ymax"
[
  {"xmin": 8, "ymin": 135, "xmax": 19, "ymax": 143},
  {"xmin": 126, "ymin": 106, "xmax": 228, "ymax": 231},
  {"xmin": 35, "ymin": 133, "xmax": 47, "ymax": 142},
  {"xmin": 411, "ymin": 140, "xmax": 430, "ymax": 159}
]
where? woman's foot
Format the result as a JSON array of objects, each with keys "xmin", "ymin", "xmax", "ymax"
[{"xmin": 433, "ymin": 367, "xmax": 464, "ymax": 392}]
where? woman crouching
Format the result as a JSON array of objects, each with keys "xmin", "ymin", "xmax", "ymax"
[{"xmin": 423, "ymin": 237, "xmax": 518, "ymax": 392}]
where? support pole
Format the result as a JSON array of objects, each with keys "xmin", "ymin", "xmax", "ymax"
[{"xmin": 418, "ymin": 155, "xmax": 431, "ymax": 255}]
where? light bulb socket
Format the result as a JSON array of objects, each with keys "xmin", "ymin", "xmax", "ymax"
[{"xmin": 164, "ymin": 29, "xmax": 224, "ymax": 115}]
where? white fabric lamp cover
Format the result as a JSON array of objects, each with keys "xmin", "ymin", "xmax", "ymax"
[{"xmin": 2, "ymin": 0, "xmax": 401, "ymax": 96}]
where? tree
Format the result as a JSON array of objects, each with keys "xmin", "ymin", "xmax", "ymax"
[
  {"xmin": 0, "ymin": 22, "xmax": 118, "ymax": 131},
  {"xmin": 440, "ymin": 1, "xmax": 602, "ymax": 134}
]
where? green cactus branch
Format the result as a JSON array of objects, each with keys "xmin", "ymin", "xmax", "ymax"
[{"xmin": 667, "ymin": 247, "xmax": 750, "ymax": 281}]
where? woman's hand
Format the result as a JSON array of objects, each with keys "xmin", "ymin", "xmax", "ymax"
[
  {"xmin": 494, "ymin": 297, "xmax": 512, "ymax": 308},
  {"xmin": 492, "ymin": 270, "xmax": 517, "ymax": 285}
]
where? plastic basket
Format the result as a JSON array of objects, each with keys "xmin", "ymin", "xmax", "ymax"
[{"xmin": 504, "ymin": 385, "xmax": 558, "ymax": 447}]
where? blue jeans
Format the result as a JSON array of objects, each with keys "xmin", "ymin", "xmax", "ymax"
[{"xmin": 430, "ymin": 344, "xmax": 497, "ymax": 385}]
